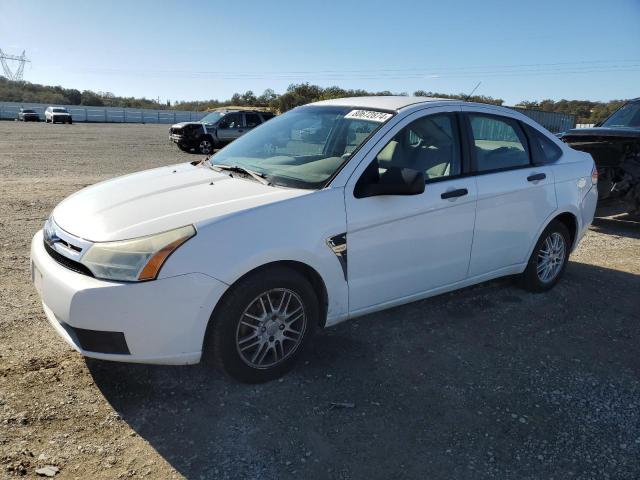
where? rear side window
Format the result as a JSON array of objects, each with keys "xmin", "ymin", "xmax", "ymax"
[
  {"xmin": 245, "ymin": 113, "xmax": 261, "ymax": 128},
  {"xmin": 524, "ymin": 125, "xmax": 563, "ymax": 163},
  {"xmin": 468, "ymin": 114, "xmax": 530, "ymax": 172}
]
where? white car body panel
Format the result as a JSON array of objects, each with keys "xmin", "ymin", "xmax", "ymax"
[
  {"xmin": 31, "ymin": 230, "xmax": 227, "ymax": 364},
  {"xmin": 342, "ymin": 105, "xmax": 477, "ymax": 313},
  {"xmin": 468, "ymin": 165, "xmax": 557, "ymax": 276},
  {"xmin": 30, "ymin": 96, "xmax": 597, "ymax": 365},
  {"xmin": 52, "ymin": 163, "xmax": 310, "ymax": 241}
]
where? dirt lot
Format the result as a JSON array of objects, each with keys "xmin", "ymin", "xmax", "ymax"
[{"xmin": 1, "ymin": 121, "xmax": 639, "ymax": 479}]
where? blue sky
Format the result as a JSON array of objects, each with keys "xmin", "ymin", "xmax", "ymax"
[{"xmin": 1, "ymin": 0, "xmax": 639, "ymax": 105}]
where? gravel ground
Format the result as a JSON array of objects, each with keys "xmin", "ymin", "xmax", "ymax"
[{"xmin": 1, "ymin": 121, "xmax": 639, "ymax": 480}]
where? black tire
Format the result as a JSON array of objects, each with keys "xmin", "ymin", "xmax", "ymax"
[
  {"xmin": 197, "ymin": 136, "xmax": 214, "ymax": 155},
  {"xmin": 204, "ymin": 266, "xmax": 319, "ymax": 383},
  {"xmin": 68, "ymin": 119, "xmax": 72, "ymax": 125},
  {"xmin": 519, "ymin": 220, "xmax": 571, "ymax": 292}
]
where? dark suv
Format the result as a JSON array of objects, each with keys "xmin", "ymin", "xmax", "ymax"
[
  {"xmin": 18, "ymin": 108, "xmax": 40, "ymax": 122},
  {"xmin": 169, "ymin": 109, "xmax": 275, "ymax": 154}
]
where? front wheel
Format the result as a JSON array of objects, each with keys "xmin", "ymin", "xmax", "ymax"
[
  {"xmin": 519, "ymin": 220, "xmax": 570, "ymax": 292},
  {"xmin": 197, "ymin": 136, "xmax": 214, "ymax": 155},
  {"xmin": 205, "ymin": 267, "xmax": 318, "ymax": 383}
]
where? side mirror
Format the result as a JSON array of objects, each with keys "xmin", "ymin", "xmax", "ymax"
[{"xmin": 354, "ymin": 166, "xmax": 425, "ymax": 198}]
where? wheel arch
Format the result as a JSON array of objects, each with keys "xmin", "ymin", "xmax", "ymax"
[
  {"xmin": 553, "ymin": 211, "xmax": 578, "ymax": 249},
  {"xmin": 203, "ymin": 260, "xmax": 330, "ymax": 353},
  {"xmin": 527, "ymin": 209, "xmax": 579, "ymax": 261}
]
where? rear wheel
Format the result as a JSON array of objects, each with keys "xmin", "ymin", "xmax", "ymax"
[
  {"xmin": 519, "ymin": 220, "xmax": 570, "ymax": 292},
  {"xmin": 205, "ymin": 266, "xmax": 318, "ymax": 383}
]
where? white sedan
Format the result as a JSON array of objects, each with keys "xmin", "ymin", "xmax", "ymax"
[{"xmin": 30, "ymin": 96, "xmax": 598, "ymax": 383}]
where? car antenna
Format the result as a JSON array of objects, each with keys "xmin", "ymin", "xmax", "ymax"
[{"xmin": 463, "ymin": 82, "xmax": 482, "ymax": 102}]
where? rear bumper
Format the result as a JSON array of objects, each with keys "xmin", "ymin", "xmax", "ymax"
[{"xmin": 30, "ymin": 230, "xmax": 228, "ymax": 365}]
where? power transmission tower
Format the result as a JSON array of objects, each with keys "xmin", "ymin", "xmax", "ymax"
[{"xmin": 0, "ymin": 49, "xmax": 30, "ymax": 81}]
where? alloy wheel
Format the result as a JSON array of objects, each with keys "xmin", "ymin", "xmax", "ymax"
[
  {"xmin": 537, "ymin": 232, "xmax": 566, "ymax": 283},
  {"xmin": 199, "ymin": 140, "xmax": 213, "ymax": 154},
  {"xmin": 235, "ymin": 288, "xmax": 307, "ymax": 369}
]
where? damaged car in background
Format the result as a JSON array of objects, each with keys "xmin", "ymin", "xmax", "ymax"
[
  {"xmin": 169, "ymin": 109, "xmax": 275, "ymax": 155},
  {"xmin": 560, "ymin": 98, "xmax": 640, "ymax": 213}
]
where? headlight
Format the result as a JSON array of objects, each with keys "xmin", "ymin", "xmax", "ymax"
[{"xmin": 81, "ymin": 225, "xmax": 196, "ymax": 282}]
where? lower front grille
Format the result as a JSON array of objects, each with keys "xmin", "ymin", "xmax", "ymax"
[
  {"xmin": 44, "ymin": 241, "xmax": 94, "ymax": 277},
  {"xmin": 71, "ymin": 326, "xmax": 130, "ymax": 354}
]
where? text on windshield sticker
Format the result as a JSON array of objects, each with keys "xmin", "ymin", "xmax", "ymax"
[{"xmin": 344, "ymin": 110, "xmax": 393, "ymax": 122}]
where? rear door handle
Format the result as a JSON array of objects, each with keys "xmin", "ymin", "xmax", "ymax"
[
  {"xmin": 441, "ymin": 188, "xmax": 468, "ymax": 199},
  {"xmin": 527, "ymin": 173, "xmax": 546, "ymax": 182}
]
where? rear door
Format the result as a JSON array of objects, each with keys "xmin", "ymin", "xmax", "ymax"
[{"xmin": 462, "ymin": 109, "xmax": 556, "ymax": 277}]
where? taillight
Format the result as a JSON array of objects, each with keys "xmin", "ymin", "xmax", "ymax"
[{"xmin": 591, "ymin": 164, "xmax": 598, "ymax": 185}]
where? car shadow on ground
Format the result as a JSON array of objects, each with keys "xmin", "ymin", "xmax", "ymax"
[
  {"xmin": 87, "ymin": 241, "xmax": 640, "ymax": 479},
  {"xmin": 592, "ymin": 213, "xmax": 640, "ymax": 239}
]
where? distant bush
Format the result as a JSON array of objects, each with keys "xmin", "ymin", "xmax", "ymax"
[{"xmin": 0, "ymin": 76, "xmax": 629, "ymax": 123}]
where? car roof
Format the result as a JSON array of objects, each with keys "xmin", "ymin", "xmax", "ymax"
[{"xmin": 309, "ymin": 95, "xmax": 454, "ymax": 111}]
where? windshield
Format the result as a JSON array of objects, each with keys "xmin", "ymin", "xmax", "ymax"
[
  {"xmin": 23, "ymin": 109, "xmax": 35, "ymax": 113},
  {"xmin": 207, "ymin": 106, "xmax": 393, "ymax": 189},
  {"xmin": 200, "ymin": 111, "xmax": 224, "ymax": 124},
  {"xmin": 602, "ymin": 101, "xmax": 640, "ymax": 128},
  {"xmin": 52, "ymin": 108, "xmax": 67, "ymax": 113}
]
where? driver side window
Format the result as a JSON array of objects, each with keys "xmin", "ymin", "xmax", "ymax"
[
  {"xmin": 372, "ymin": 113, "xmax": 461, "ymax": 181},
  {"xmin": 220, "ymin": 113, "xmax": 242, "ymax": 129}
]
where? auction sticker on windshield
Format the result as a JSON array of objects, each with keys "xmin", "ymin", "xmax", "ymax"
[{"xmin": 344, "ymin": 110, "xmax": 393, "ymax": 122}]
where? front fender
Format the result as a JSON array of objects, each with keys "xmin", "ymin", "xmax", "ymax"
[{"xmin": 160, "ymin": 188, "xmax": 349, "ymax": 325}]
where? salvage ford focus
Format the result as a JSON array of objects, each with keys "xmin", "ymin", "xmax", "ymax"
[{"xmin": 31, "ymin": 96, "xmax": 598, "ymax": 383}]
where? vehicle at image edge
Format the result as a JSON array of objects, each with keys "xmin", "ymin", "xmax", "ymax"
[
  {"xmin": 169, "ymin": 109, "xmax": 275, "ymax": 155},
  {"xmin": 44, "ymin": 106, "xmax": 73, "ymax": 124},
  {"xmin": 30, "ymin": 96, "xmax": 598, "ymax": 383},
  {"xmin": 560, "ymin": 97, "xmax": 640, "ymax": 213},
  {"xmin": 18, "ymin": 108, "xmax": 40, "ymax": 122}
]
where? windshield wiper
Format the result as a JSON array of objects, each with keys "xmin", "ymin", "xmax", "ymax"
[{"xmin": 209, "ymin": 163, "xmax": 270, "ymax": 185}]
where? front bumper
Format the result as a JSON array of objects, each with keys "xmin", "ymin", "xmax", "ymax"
[{"xmin": 30, "ymin": 230, "xmax": 228, "ymax": 365}]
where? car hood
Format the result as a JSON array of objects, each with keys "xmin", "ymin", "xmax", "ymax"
[
  {"xmin": 170, "ymin": 121, "xmax": 204, "ymax": 128},
  {"xmin": 562, "ymin": 127, "xmax": 640, "ymax": 140},
  {"xmin": 52, "ymin": 163, "xmax": 310, "ymax": 242}
]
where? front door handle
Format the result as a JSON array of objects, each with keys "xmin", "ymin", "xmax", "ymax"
[
  {"xmin": 441, "ymin": 188, "xmax": 468, "ymax": 199},
  {"xmin": 527, "ymin": 173, "xmax": 546, "ymax": 182}
]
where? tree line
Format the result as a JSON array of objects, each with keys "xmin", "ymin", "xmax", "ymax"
[{"xmin": 0, "ymin": 76, "xmax": 629, "ymax": 124}]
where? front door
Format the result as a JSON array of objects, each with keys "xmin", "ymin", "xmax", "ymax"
[
  {"xmin": 216, "ymin": 112, "xmax": 244, "ymax": 142},
  {"xmin": 345, "ymin": 109, "xmax": 477, "ymax": 314}
]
